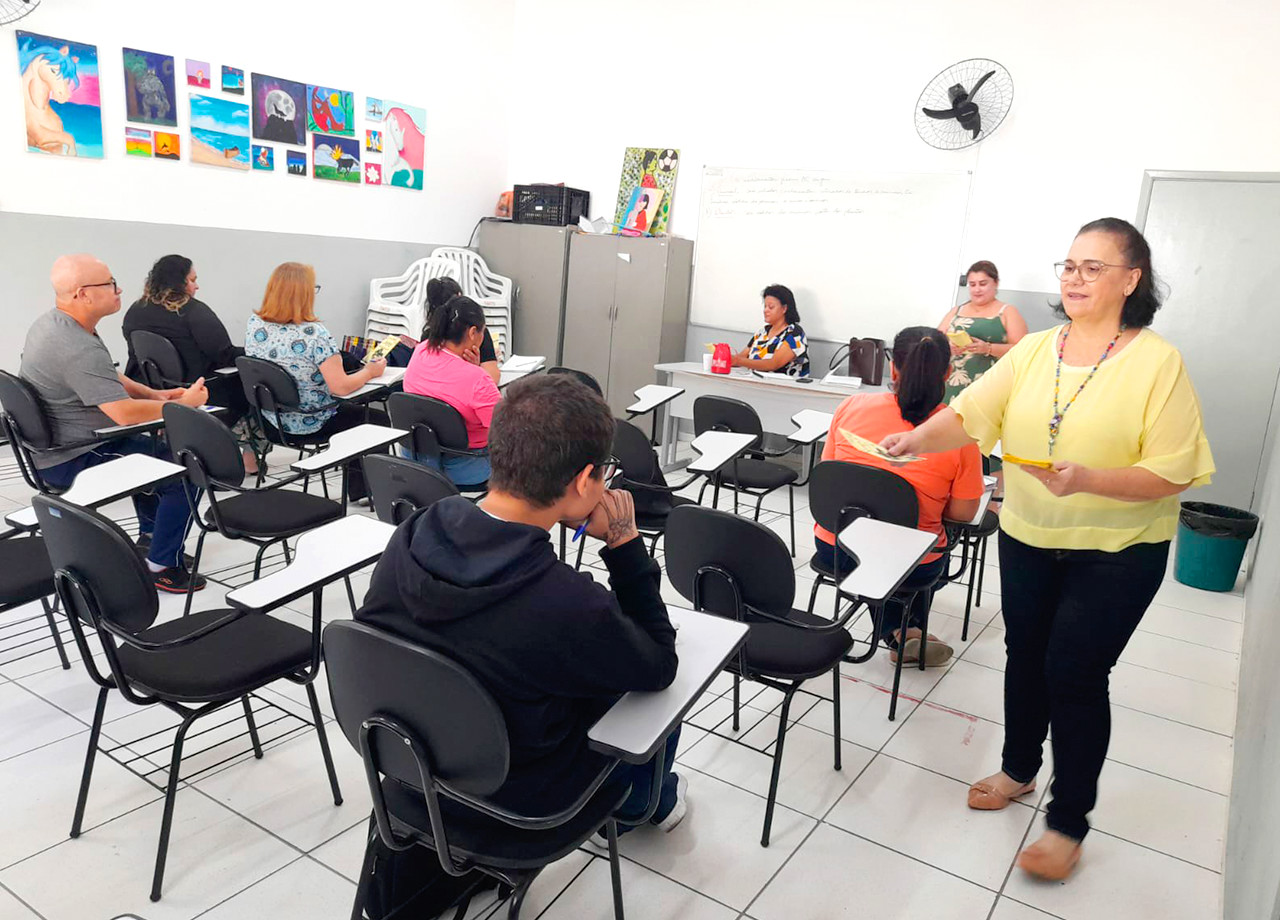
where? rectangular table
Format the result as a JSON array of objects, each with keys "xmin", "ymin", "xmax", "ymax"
[
  {"xmin": 338, "ymin": 366, "xmax": 407, "ymax": 403},
  {"xmin": 93, "ymin": 404, "xmax": 224, "ymax": 439},
  {"xmin": 686, "ymin": 431, "xmax": 758, "ymax": 475},
  {"xmin": 5, "ymin": 454, "xmax": 187, "ymax": 531},
  {"xmin": 290, "ymin": 424, "xmax": 408, "ymax": 473},
  {"xmin": 835, "ymin": 516, "xmax": 939, "ymax": 603}
]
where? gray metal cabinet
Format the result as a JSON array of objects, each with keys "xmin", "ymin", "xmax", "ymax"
[
  {"xmin": 562, "ymin": 234, "xmax": 693, "ymax": 416},
  {"xmin": 475, "ymin": 220, "xmax": 572, "ymax": 364}
]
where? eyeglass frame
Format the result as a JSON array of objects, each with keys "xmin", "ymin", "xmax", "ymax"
[
  {"xmin": 314, "ymin": 284, "xmax": 323, "ymax": 293},
  {"xmin": 79, "ymin": 278, "xmax": 120, "ymax": 294},
  {"xmin": 593, "ymin": 456, "xmax": 622, "ymax": 486},
  {"xmin": 1053, "ymin": 260, "xmax": 1135, "ymax": 283}
]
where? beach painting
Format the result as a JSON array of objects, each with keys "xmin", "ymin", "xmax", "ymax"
[
  {"xmin": 122, "ymin": 47, "xmax": 176, "ymax": 127},
  {"xmin": 125, "ymin": 127, "xmax": 152, "ymax": 157},
  {"xmin": 251, "ymin": 72, "xmax": 306, "ymax": 145},
  {"xmin": 16, "ymin": 31, "xmax": 104, "ymax": 158},
  {"xmin": 312, "ymin": 133, "xmax": 360, "ymax": 183},
  {"xmin": 221, "ymin": 65, "xmax": 244, "ymax": 95},
  {"xmin": 253, "ymin": 144, "xmax": 273, "ymax": 170},
  {"xmin": 366, "ymin": 97, "xmax": 425, "ymax": 191},
  {"xmin": 154, "ymin": 130, "xmax": 180, "ymax": 160},
  {"xmin": 186, "ymin": 59, "xmax": 210, "ymax": 88},
  {"xmin": 286, "ymin": 150, "xmax": 306, "ymax": 176},
  {"xmin": 306, "ymin": 85, "xmax": 354, "ymax": 135},
  {"xmin": 189, "ymin": 93, "xmax": 249, "ymax": 170}
]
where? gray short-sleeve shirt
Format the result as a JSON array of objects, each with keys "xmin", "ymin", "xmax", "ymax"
[{"xmin": 19, "ymin": 309, "xmax": 128, "ymax": 468}]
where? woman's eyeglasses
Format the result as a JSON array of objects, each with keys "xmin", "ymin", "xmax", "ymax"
[
  {"xmin": 1054, "ymin": 260, "xmax": 1133, "ymax": 283},
  {"xmin": 314, "ymin": 284, "xmax": 323, "ymax": 293}
]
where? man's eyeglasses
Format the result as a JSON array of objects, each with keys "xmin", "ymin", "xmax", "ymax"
[
  {"xmin": 598, "ymin": 457, "xmax": 621, "ymax": 485},
  {"xmin": 1053, "ymin": 261, "xmax": 1133, "ymax": 283},
  {"xmin": 81, "ymin": 278, "xmax": 120, "ymax": 294}
]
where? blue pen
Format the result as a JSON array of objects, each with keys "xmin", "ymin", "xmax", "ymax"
[{"xmin": 571, "ymin": 521, "xmax": 589, "ymax": 542}]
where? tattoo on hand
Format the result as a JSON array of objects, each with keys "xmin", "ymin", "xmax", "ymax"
[{"xmin": 605, "ymin": 511, "xmax": 635, "ymax": 544}]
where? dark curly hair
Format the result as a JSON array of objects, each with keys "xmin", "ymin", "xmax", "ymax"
[
  {"xmin": 761, "ymin": 284, "xmax": 800, "ymax": 325},
  {"xmin": 1053, "ymin": 218, "xmax": 1163, "ymax": 328},
  {"xmin": 143, "ymin": 254, "xmax": 194, "ymax": 313}
]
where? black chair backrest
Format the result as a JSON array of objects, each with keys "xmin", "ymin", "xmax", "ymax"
[
  {"xmin": 364, "ymin": 454, "xmax": 459, "ymax": 524},
  {"xmin": 693, "ymin": 395, "xmax": 764, "ymax": 440},
  {"xmin": 665, "ymin": 504, "xmax": 794, "ymax": 619},
  {"xmin": 131, "ymin": 330, "xmax": 187, "ymax": 390},
  {"xmin": 387, "ymin": 392, "xmax": 471, "ymax": 456},
  {"xmin": 807, "ymin": 460, "xmax": 919, "ymax": 534},
  {"xmin": 163, "ymin": 402, "xmax": 245, "ymax": 489},
  {"xmin": 324, "ymin": 619, "xmax": 509, "ymax": 796},
  {"xmin": 236, "ymin": 355, "xmax": 303, "ymax": 418},
  {"xmin": 546, "ymin": 366, "xmax": 603, "ymax": 396},
  {"xmin": 613, "ymin": 417, "xmax": 661, "ymax": 485},
  {"xmin": 33, "ymin": 493, "xmax": 159, "ymax": 635},
  {"xmin": 0, "ymin": 369, "xmax": 54, "ymax": 450}
]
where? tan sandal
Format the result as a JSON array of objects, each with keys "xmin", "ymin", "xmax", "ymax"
[
  {"xmin": 1017, "ymin": 831, "xmax": 1081, "ymax": 880},
  {"xmin": 890, "ymin": 636, "xmax": 954, "ymax": 667},
  {"xmin": 967, "ymin": 774, "xmax": 1036, "ymax": 810}
]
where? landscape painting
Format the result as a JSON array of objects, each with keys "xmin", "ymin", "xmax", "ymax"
[
  {"xmin": 251, "ymin": 72, "xmax": 306, "ymax": 145},
  {"xmin": 125, "ymin": 127, "xmax": 152, "ymax": 157},
  {"xmin": 312, "ymin": 133, "xmax": 360, "ymax": 183},
  {"xmin": 154, "ymin": 130, "xmax": 180, "ymax": 159},
  {"xmin": 122, "ymin": 47, "xmax": 176, "ymax": 126},
  {"xmin": 366, "ymin": 96, "xmax": 424, "ymax": 190},
  {"xmin": 189, "ymin": 93, "xmax": 249, "ymax": 170},
  {"xmin": 221, "ymin": 65, "xmax": 244, "ymax": 94},
  {"xmin": 286, "ymin": 150, "xmax": 306, "ymax": 176},
  {"xmin": 306, "ymin": 85, "xmax": 354, "ymax": 135},
  {"xmin": 186, "ymin": 59, "xmax": 210, "ymax": 87},
  {"xmin": 16, "ymin": 30, "xmax": 104, "ymax": 158}
]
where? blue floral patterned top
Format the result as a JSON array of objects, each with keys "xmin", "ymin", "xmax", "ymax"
[
  {"xmin": 746, "ymin": 323, "xmax": 810, "ymax": 378},
  {"xmin": 244, "ymin": 315, "xmax": 339, "ymax": 434}
]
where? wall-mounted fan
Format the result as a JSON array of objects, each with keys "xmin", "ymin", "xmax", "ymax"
[
  {"xmin": 915, "ymin": 58, "xmax": 1013, "ymax": 150},
  {"xmin": 0, "ymin": 0, "xmax": 41, "ymax": 26}
]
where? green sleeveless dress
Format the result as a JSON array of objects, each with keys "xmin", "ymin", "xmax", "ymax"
[{"xmin": 945, "ymin": 304, "xmax": 1008, "ymax": 473}]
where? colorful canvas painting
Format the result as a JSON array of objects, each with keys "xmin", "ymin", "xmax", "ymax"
[
  {"xmin": 306, "ymin": 85, "xmax": 354, "ymax": 135},
  {"xmin": 125, "ymin": 127, "xmax": 152, "ymax": 157},
  {"xmin": 154, "ymin": 131, "xmax": 180, "ymax": 159},
  {"xmin": 286, "ymin": 150, "xmax": 307, "ymax": 176},
  {"xmin": 614, "ymin": 147, "xmax": 680, "ymax": 235},
  {"xmin": 365, "ymin": 129, "xmax": 382, "ymax": 153},
  {"xmin": 189, "ymin": 93, "xmax": 250, "ymax": 170},
  {"xmin": 620, "ymin": 186, "xmax": 664, "ymax": 235},
  {"xmin": 186, "ymin": 59, "xmax": 210, "ymax": 88},
  {"xmin": 221, "ymin": 65, "xmax": 244, "ymax": 95},
  {"xmin": 16, "ymin": 31, "xmax": 104, "ymax": 158},
  {"xmin": 364, "ymin": 161, "xmax": 382, "ymax": 186},
  {"xmin": 122, "ymin": 48, "xmax": 176, "ymax": 127},
  {"xmin": 312, "ymin": 133, "xmax": 360, "ymax": 183},
  {"xmin": 251, "ymin": 72, "xmax": 306, "ymax": 145},
  {"xmin": 365, "ymin": 97, "xmax": 425, "ymax": 191},
  {"xmin": 253, "ymin": 145, "xmax": 273, "ymax": 170}
]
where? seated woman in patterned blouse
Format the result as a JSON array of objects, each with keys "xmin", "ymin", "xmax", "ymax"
[{"xmin": 731, "ymin": 284, "xmax": 810, "ymax": 378}]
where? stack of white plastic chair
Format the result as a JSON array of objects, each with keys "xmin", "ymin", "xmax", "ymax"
[
  {"xmin": 429, "ymin": 247, "xmax": 513, "ymax": 361},
  {"xmin": 365, "ymin": 257, "xmax": 460, "ymax": 341}
]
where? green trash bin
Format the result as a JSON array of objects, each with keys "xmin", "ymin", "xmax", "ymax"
[{"xmin": 1174, "ymin": 502, "xmax": 1259, "ymax": 592}]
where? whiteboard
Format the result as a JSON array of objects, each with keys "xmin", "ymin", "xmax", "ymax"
[{"xmin": 691, "ymin": 166, "xmax": 972, "ymax": 343}]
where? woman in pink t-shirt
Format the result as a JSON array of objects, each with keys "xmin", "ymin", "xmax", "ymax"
[{"xmin": 403, "ymin": 295, "xmax": 501, "ymax": 487}]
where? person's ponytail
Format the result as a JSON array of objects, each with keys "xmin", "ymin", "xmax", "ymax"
[
  {"xmin": 424, "ymin": 294, "xmax": 485, "ymax": 351},
  {"xmin": 892, "ymin": 326, "xmax": 950, "ymax": 426}
]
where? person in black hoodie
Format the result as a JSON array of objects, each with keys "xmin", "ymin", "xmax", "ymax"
[{"xmin": 356, "ymin": 373, "xmax": 687, "ymax": 831}]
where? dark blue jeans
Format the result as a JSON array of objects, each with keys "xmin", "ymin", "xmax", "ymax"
[
  {"xmin": 611, "ymin": 726, "xmax": 681, "ymax": 829},
  {"xmin": 40, "ymin": 436, "xmax": 196, "ymax": 568},
  {"xmin": 814, "ymin": 537, "xmax": 946, "ymax": 642}
]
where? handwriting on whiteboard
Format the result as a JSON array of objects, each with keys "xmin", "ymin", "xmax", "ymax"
[{"xmin": 705, "ymin": 170, "xmax": 916, "ymax": 219}]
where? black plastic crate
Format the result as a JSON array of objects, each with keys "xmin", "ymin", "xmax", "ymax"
[{"xmin": 513, "ymin": 184, "xmax": 590, "ymax": 226}]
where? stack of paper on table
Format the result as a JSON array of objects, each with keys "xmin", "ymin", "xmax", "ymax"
[{"xmin": 500, "ymin": 355, "xmax": 545, "ymax": 372}]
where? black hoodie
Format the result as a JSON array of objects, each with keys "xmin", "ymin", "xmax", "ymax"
[{"xmin": 356, "ymin": 495, "xmax": 678, "ymax": 812}]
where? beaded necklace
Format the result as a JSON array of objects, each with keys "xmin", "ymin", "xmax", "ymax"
[{"xmin": 1049, "ymin": 323, "xmax": 1126, "ymax": 455}]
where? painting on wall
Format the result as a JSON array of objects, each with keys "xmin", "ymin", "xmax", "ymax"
[
  {"xmin": 613, "ymin": 147, "xmax": 680, "ymax": 235},
  {"xmin": 122, "ymin": 47, "xmax": 176, "ymax": 127},
  {"xmin": 286, "ymin": 150, "xmax": 306, "ymax": 176},
  {"xmin": 154, "ymin": 130, "xmax": 180, "ymax": 159},
  {"xmin": 312, "ymin": 133, "xmax": 360, "ymax": 183},
  {"xmin": 365, "ymin": 96, "xmax": 424, "ymax": 190},
  {"xmin": 306, "ymin": 85, "xmax": 354, "ymax": 135},
  {"xmin": 189, "ymin": 93, "xmax": 250, "ymax": 170},
  {"xmin": 365, "ymin": 129, "xmax": 381, "ymax": 153},
  {"xmin": 125, "ymin": 127, "xmax": 152, "ymax": 157},
  {"xmin": 253, "ymin": 144, "xmax": 273, "ymax": 171},
  {"xmin": 16, "ymin": 30, "xmax": 104, "ymax": 158},
  {"xmin": 364, "ymin": 160, "xmax": 382, "ymax": 186},
  {"xmin": 221, "ymin": 65, "xmax": 244, "ymax": 95},
  {"xmin": 186, "ymin": 59, "xmax": 211, "ymax": 88},
  {"xmin": 251, "ymin": 72, "xmax": 306, "ymax": 145}
]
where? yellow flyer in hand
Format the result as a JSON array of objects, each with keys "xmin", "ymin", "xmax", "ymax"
[
  {"xmin": 1002, "ymin": 453, "xmax": 1055, "ymax": 470},
  {"xmin": 364, "ymin": 334, "xmax": 400, "ymax": 364},
  {"xmin": 945, "ymin": 329, "xmax": 973, "ymax": 348},
  {"xmin": 838, "ymin": 428, "xmax": 923, "ymax": 463}
]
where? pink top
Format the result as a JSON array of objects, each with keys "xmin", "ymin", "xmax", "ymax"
[{"xmin": 403, "ymin": 345, "xmax": 502, "ymax": 448}]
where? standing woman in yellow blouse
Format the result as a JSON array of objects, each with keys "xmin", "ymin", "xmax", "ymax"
[{"xmin": 882, "ymin": 218, "xmax": 1214, "ymax": 882}]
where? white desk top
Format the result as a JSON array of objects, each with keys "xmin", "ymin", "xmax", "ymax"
[
  {"xmin": 338, "ymin": 366, "xmax": 407, "ymax": 401},
  {"xmin": 6, "ymin": 454, "xmax": 186, "ymax": 530},
  {"xmin": 656, "ymin": 361, "xmax": 886, "ymax": 399},
  {"xmin": 498, "ymin": 369, "xmax": 535, "ymax": 389},
  {"xmin": 213, "ymin": 367, "xmax": 238, "ymax": 376},
  {"xmin": 788, "ymin": 409, "xmax": 834, "ymax": 446},
  {"xmin": 627, "ymin": 384, "xmax": 685, "ymax": 417},
  {"xmin": 290, "ymin": 424, "xmax": 408, "ymax": 473},
  {"xmin": 94, "ymin": 404, "xmax": 222, "ymax": 438},
  {"xmin": 835, "ymin": 517, "xmax": 938, "ymax": 602},
  {"xmin": 687, "ymin": 431, "xmax": 757, "ymax": 474},
  {"xmin": 588, "ymin": 607, "xmax": 749, "ymax": 762},
  {"xmin": 225, "ymin": 515, "xmax": 396, "ymax": 612},
  {"xmin": 500, "ymin": 355, "xmax": 545, "ymax": 374}
]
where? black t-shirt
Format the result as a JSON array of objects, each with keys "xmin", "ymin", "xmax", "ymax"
[{"xmin": 122, "ymin": 297, "xmax": 243, "ymax": 381}]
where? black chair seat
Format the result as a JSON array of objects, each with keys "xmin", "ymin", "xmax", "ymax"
[
  {"xmin": 635, "ymin": 494, "xmax": 695, "ymax": 531},
  {"xmin": 119, "ymin": 609, "xmax": 312, "ymax": 701},
  {"xmin": 381, "ymin": 774, "xmax": 629, "ymax": 870},
  {"xmin": 206, "ymin": 489, "xmax": 343, "ymax": 536},
  {"xmin": 0, "ymin": 537, "xmax": 54, "ymax": 605},
  {"xmin": 971, "ymin": 509, "xmax": 999, "ymax": 538},
  {"xmin": 739, "ymin": 609, "xmax": 855, "ymax": 680},
  {"xmin": 718, "ymin": 458, "xmax": 798, "ymax": 491},
  {"xmin": 808, "ymin": 551, "xmax": 834, "ymax": 578}
]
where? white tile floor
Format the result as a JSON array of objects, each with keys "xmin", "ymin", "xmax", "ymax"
[{"xmin": 0, "ymin": 444, "xmax": 1239, "ymax": 919}]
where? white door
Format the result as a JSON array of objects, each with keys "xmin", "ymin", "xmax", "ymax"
[{"xmin": 1139, "ymin": 173, "xmax": 1280, "ymax": 510}]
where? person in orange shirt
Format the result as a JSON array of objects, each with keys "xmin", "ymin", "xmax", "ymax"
[{"xmin": 814, "ymin": 326, "xmax": 984, "ymax": 665}]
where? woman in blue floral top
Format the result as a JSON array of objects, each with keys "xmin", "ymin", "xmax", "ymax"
[{"xmin": 732, "ymin": 284, "xmax": 810, "ymax": 378}]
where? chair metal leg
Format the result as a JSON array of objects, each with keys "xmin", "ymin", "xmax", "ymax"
[
  {"xmin": 349, "ymin": 816, "xmax": 378, "ymax": 920},
  {"xmin": 805, "ymin": 575, "xmax": 823, "ymax": 617},
  {"xmin": 832, "ymin": 665, "xmax": 842, "ymax": 770},
  {"xmin": 606, "ymin": 818, "xmax": 625, "ymax": 920},
  {"xmin": 976, "ymin": 535, "xmax": 989, "ymax": 607},
  {"xmin": 151, "ymin": 713, "xmax": 197, "ymax": 901},
  {"xmin": 574, "ymin": 537, "xmax": 586, "ymax": 571},
  {"xmin": 306, "ymin": 682, "xmax": 344, "ymax": 806},
  {"xmin": 70, "ymin": 687, "xmax": 109, "ymax": 838},
  {"xmin": 182, "ymin": 529, "xmax": 208, "ymax": 618},
  {"xmin": 282, "ymin": 540, "xmax": 293, "ymax": 564},
  {"xmin": 762, "ymin": 687, "xmax": 797, "ymax": 846},
  {"xmin": 888, "ymin": 596, "xmax": 914, "ymax": 722},
  {"xmin": 648, "ymin": 532, "xmax": 661, "ymax": 557},
  {"xmin": 788, "ymin": 485, "xmax": 796, "ymax": 557},
  {"xmin": 506, "ymin": 872, "xmax": 537, "ymax": 920},
  {"xmin": 559, "ymin": 524, "xmax": 567, "ymax": 562},
  {"xmin": 252, "ymin": 541, "xmax": 272, "ymax": 580},
  {"xmin": 732, "ymin": 674, "xmax": 741, "ymax": 731},
  {"xmin": 40, "ymin": 596, "xmax": 70, "ymax": 669},
  {"xmin": 343, "ymin": 575, "xmax": 358, "ymax": 614},
  {"xmin": 961, "ymin": 537, "xmax": 977, "ymax": 642},
  {"xmin": 242, "ymin": 696, "xmax": 264, "ymax": 758},
  {"xmin": 753, "ymin": 492, "xmax": 765, "ymax": 522}
]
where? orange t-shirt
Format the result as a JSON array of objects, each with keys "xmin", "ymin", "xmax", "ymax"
[{"xmin": 814, "ymin": 392, "xmax": 984, "ymax": 562}]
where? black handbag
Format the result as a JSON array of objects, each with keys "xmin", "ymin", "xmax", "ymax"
[{"xmin": 847, "ymin": 338, "xmax": 887, "ymax": 385}]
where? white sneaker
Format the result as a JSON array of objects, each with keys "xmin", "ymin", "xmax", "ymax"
[{"xmin": 653, "ymin": 773, "xmax": 688, "ymax": 832}]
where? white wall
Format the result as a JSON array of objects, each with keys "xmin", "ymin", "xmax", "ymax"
[
  {"xmin": 506, "ymin": 0, "xmax": 1280, "ymax": 293},
  {"xmin": 1, "ymin": 0, "xmax": 514, "ymax": 246}
]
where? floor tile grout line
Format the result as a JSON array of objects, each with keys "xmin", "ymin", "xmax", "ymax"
[
  {"xmin": 0, "ymin": 878, "xmax": 49, "ymax": 920},
  {"xmin": 188, "ymin": 850, "xmax": 317, "ymax": 919},
  {"xmin": 0, "ymin": 789, "xmax": 171, "ymax": 873},
  {"xmin": 985, "ymin": 800, "xmax": 1045, "ymax": 920},
  {"xmin": 528, "ymin": 851, "xmax": 595, "ymax": 920},
  {"xmin": 1103, "ymin": 756, "xmax": 1232, "ymax": 797}
]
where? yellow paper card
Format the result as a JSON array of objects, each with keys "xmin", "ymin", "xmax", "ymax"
[
  {"xmin": 838, "ymin": 428, "xmax": 923, "ymax": 463},
  {"xmin": 946, "ymin": 329, "xmax": 973, "ymax": 347},
  {"xmin": 1002, "ymin": 453, "xmax": 1055, "ymax": 470}
]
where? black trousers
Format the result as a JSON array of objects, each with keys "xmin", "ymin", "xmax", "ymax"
[{"xmin": 998, "ymin": 530, "xmax": 1169, "ymax": 841}]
